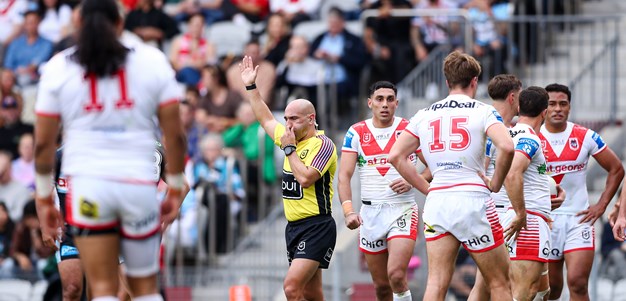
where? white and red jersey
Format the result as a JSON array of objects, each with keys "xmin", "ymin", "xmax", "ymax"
[
  {"xmin": 539, "ymin": 122, "xmax": 607, "ymax": 214},
  {"xmin": 405, "ymin": 94, "xmax": 503, "ymax": 193},
  {"xmin": 493, "ymin": 123, "xmax": 551, "ymax": 217},
  {"xmin": 0, "ymin": 0, "xmax": 26, "ymax": 43},
  {"xmin": 35, "ymin": 39, "xmax": 183, "ymax": 183},
  {"xmin": 342, "ymin": 117, "xmax": 417, "ymax": 204}
]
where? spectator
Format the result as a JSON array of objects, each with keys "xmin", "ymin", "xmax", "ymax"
[
  {"xmin": 198, "ymin": 64, "xmax": 243, "ymax": 133},
  {"xmin": 172, "ymin": 0, "xmax": 224, "ymax": 25},
  {"xmin": 3, "ymin": 10, "xmax": 53, "ymax": 86},
  {"xmin": 125, "ymin": 0, "xmax": 180, "ymax": 50},
  {"xmin": 311, "ymin": 7, "xmax": 368, "ymax": 112},
  {"xmin": 0, "ymin": 0, "xmax": 27, "ymax": 64},
  {"xmin": 364, "ymin": 0, "xmax": 415, "ymax": 84},
  {"xmin": 0, "ymin": 73, "xmax": 32, "ymax": 159},
  {"xmin": 0, "ymin": 151, "xmax": 30, "ymax": 221},
  {"xmin": 222, "ymin": 102, "xmax": 276, "ymax": 221},
  {"xmin": 276, "ymin": 35, "xmax": 323, "ymax": 106},
  {"xmin": 9, "ymin": 200, "xmax": 53, "ymax": 280},
  {"xmin": 226, "ymin": 40, "xmax": 275, "ymax": 107},
  {"xmin": 184, "ymin": 84, "xmax": 201, "ymax": 107},
  {"xmin": 36, "ymin": 0, "xmax": 72, "ymax": 43},
  {"xmin": 464, "ymin": 0, "xmax": 506, "ymax": 77},
  {"xmin": 411, "ymin": 0, "xmax": 460, "ymax": 61},
  {"xmin": 229, "ymin": 0, "xmax": 270, "ymax": 24},
  {"xmin": 262, "ymin": 13, "xmax": 291, "ymax": 67},
  {"xmin": 193, "ymin": 134, "xmax": 245, "ymax": 253},
  {"xmin": 269, "ymin": 0, "xmax": 321, "ymax": 28},
  {"xmin": 11, "ymin": 133, "xmax": 34, "ymax": 192},
  {"xmin": 169, "ymin": 13, "xmax": 217, "ymax": 86},
  {"xmin": 0, "ymin": 202, "xmax": 14, "ymax": 278},
  {"xmin": 601, "ymin": 219, "xmax": 626, "ymax": 280},
  {"xmin": 180, "ymin": 99, "xmax": 206, "ymax": 162}
]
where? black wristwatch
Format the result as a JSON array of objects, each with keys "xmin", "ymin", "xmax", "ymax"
[{"xmin": 282, "ymin": 144, "xmax": 297, "ymax": 156}]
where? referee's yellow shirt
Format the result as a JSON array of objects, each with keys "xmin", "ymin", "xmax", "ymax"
[{"xmin": 274, "ymin": 124, "xmax": 337, "ymax": 222}]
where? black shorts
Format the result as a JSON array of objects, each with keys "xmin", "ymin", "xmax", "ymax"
[
  {"xmin": 56, "ymin": 225, "xmax": 80, "ymax": 262},
  {"xmin": 285, "ymin": 214, "xmax": 336, "ymax": 269}
]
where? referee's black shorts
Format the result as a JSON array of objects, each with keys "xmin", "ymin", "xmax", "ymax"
[{"xmin": 285, "ymin": 214, "xmax": 336, "ymax": 269}]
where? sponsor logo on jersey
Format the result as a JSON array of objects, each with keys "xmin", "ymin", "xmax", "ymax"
[
  {"xmin": 569, "ymin": 137, "xmax": 579, "ymax": 150},
  {"xmin": 79, "ymin": 198, "xmax": 98, "ymax": 218},
  {"xmin": 537, "ymin": 163, "xmax": 547, "ymax": 175},
  {"xmin": 462, "ymin": 235, "xmax": 492, "ymax": 248},
  {"xmin": 343, "ymin": 131, "xmax": 354, "ymax": 148},
  {"xmin": 363, "ymin": 133, "xmax": 372, "ymax": 143},
  {"xmin": 436, "ymin": 161, "xmax": 462, "ymax": 170},
  {"xmin": 324, "ymin": 248, "xmax": 333, "ymax": 262},
  {"xmin": 509, "ymin": 129, "xmax": 526, "ymax": 138},
  {"xmin": 299, "ymin": 149, "xmax": 309, "ymax": 160},
  {"xmin": 424, "ymin": 222, "xmax": 436, "ymax": 234},
  {"xmin": 125, "ymin": 211, "xmax": 158, "ymax": 231},
  {"xmin": 542, "ymin": 242, "xmax": 550, "ymax": 256},
  {"xmin": 591, "ymin": 131, "xmax": 606, "ymax": 148},
  {"xmin": 546, "ymin": 163, "xmax": 586, "ymax": 174},
  {"xmin": 397, "ymin": 217, "xmax": 406, "ymax": 228},
  {"xmin": 361, "ymin": 238, "xmax": 384, "ymax": 248},
  {"xmin": 282, "ymin": 171, "xmax": 303, "ymax": 200},
  {"xmin": 427, "ymin": 100, "xmax": 477, "ymax": 111},
  {"xmin": 582, "ymin": 229, "xmax": 591, "ymax": 240},
  {"xmin": 357, "ymin": 155, "xmax": 366, "ymax": 167},
  {"xmin": 297, "ymin": 241, "xmax": 306, "ymax": 254},
  {"xmin": 60, "ymin": 245, "xmax": 79, "ymax": 257}
]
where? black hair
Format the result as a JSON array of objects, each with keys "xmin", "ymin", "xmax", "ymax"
[
  {"xmin": 37, "ymin": 0, "xmax": 62, "ymax": 18},
  {"xmin": 328, "ymin": 6, "xmax": 345, "ymax": 20},
  {"xmin": 545, "ymin": 83, "xmax": 571, "ymax": 102},
  {"xmin": 519, "ymin": 86, "xmax": 549, "ymax": 118},
  {"xmin": 73, "ymin": 0, "xmax": 129, "ymax": 77},
  {"xmin": 369, "ymin": 81, "xmax": 397, "ymax": 97},
  {"xmin": 487, "ymin": 74, "xmax": 522, "ymax": 101},
  {"xmin": 22, "ymin": 200, "xmax": 37, "ymax": 219}
]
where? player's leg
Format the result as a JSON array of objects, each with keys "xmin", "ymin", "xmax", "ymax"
[
  {"xmin": 363, "ymin": 252, "xmax": 393, "ymax": 301},
  {"xmin": 387, "ymin": 238, "xmax": 415, "ymax": 301},
  {"xmin": 117, "ymin": 262, "xmax": 132, "ymax": 301},
  {"xmin": 510, "ymin": 260, "xmax": 543, "ymax": 301},
  {"xmin": 547, "ymin": 260, "xmax": 564, "ymax": 300},
  {"xmin": 532, "ymin": 265, "xmax": 550, "ymax": 301},
  {"xmin": 468, "ymin": 269, "xmax": 490, "ymax": 301},
  {"xmin": 284, "ymin": 258, "xmax": 321, "ymax": 301},
  {"xmin": 57, "ymin": 258, "xmax": 84, "ymax": 301},
  {"xmin": 74, "ymin": 234, "xmax": 122, "ymax": 298},
  {"xmin": 470, "ymin": 245, "xmax": 512, "ymax": 300},
  {"xmin": 564, "ymin": 250, "xmax": 593, "ymax": 301},
  {"xmin": 545, "ymin": 214, "xmax": 567, "ymax": 301},
  {"xmin": 423, "ymin": 234, "xmax": 460, "ymax": 301}
]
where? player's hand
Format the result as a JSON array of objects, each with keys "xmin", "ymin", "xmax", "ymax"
[
  {"xmin": 550, "ymin": 184, "xmax": 565, "ymax": 211},
  {"xmin": 160, "ymin": 189, "xmax": 183, "ymax": 232},
  {"xmin": 612, "ymin": 217, "xmax": 626, "ymax": 241},
  {"xmin": 389, "ymin": 178, "xmax": 412, "ymax": 194},
  {"xmin": 36, "ymin": 197, "xmax": 62, "ymax": 246},
  {"xmin": 280, "ymin": 127, "xmax": 296, "ymax": 148},
  {"xmin": 477, "ymin": 172, "xmax": 493, "ymax": 191},
  {"xmin": 344, "ymin": 212, "xmax": 362, "ymax": 230},
  {"xmin": 41, "ymin": 230, "xmax": 59, "ymax": 251},
  {"xmin": 504, "ymin": 212, "xmax": 527, "ymax": 243},
  {"xmin": 576, "ymin": 202, "xmax": 606, "ymax": 225},
  {"xmin": 608, "ymin": 204, "xmax": 620, "ymax": 227},
  {"xmin": 239, "ymin": 55, "xmax": 259, "ymax": 86}
]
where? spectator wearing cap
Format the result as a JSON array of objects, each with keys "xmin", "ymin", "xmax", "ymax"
[
  {"xmin": 3, "ymin": 8, "xmax": 53, "ymax": 86},
  {"xmin": 0, "ymin": 69, "xmax": 32, "ymax": 159}
]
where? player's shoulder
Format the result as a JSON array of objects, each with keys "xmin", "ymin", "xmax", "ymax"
[
  {"xmin": 42, "ymin": 47, "xmax": 77, "ymax": 73},
  {"xmin": 126, "ymin": 42, "xmax": 170, "ymax": 69},
  {"xmin": 349, "ymin": 120, "xmax": 368, "ymax": 131}
]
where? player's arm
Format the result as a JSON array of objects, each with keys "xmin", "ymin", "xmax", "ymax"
[
  {"xmin": 389, "ymin": 132, "xmax": 430, "ymax": 195},
  {"xmin": 338, "ymin": 151, "xmax": 362, "ymax": 229},
  {"xmin": 239, "ymin": 56, "xmax": 278, "ymax": 137},
  {"xmin": 486, "ymin": 123, "xmax": 514, "ymax": 193},
  {"xmin": 503, "ymin": 151, "xmax": 529, "ymax": 241},
  {"xmin": 582, "ymin": 146, "xmax": 624, "ymax": 224}
]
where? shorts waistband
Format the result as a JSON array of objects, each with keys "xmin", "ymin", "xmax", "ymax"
[
  {"xmin": 287, "ymin": 214, "xmax": 333, "ymax": 226},
  {"xmin": 362, "ymin": 200, "xmax": 372, "ymax": 205},
  {"xmin": 495, "ymin": 205, "xmax": 505, "ymax": 209}
]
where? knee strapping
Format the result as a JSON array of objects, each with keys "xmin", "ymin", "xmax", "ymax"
[
  {"xmin": 533, "ymin": 289, "xmax": 550, "ymax": 301},
  {"xmin": 120, "ymin": 234, "xmax": 160, "ymax": 277},
  {"xmin": 393, "ymin": 290, "xmax": 411, "ymax": 301}
]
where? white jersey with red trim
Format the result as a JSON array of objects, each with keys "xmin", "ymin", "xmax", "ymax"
[
  {"xmin": 342, "ymin": 117, "xmax": 417, "ymax": 204},
  {"xmin": 492, "ymin": 123, "xmax": 551, "ymax": 216},
  {"xmin": 35, "ymin": 39, "xmax": 182, "ymax": 183},
  {"xmin": 405, "ymin": 94, "xmax": 503, "ymax": 193},
  {"xmin": 539, "ymin": 122, "xmax": 607, "ymax": 214}
]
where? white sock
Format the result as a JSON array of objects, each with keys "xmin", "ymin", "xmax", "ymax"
[
  {"xmin": 533, "ymin": 289, "xmax": 550, "ymax": 301},
  {"xmin": 92, "ymin": 297, "xmax": 119, "ymax": 301},
  {"xmin": 133, "ymin": 294, "xmax": 164, "ymax": 301},
  {"xmin": 393, "ymin": 290, "xmax": 412, "ymax": 301},
  {"xmin": 548, "ymin": 298, "xmax": 560, "ymax": 301}
]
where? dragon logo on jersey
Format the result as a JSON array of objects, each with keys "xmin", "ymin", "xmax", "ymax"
[
  {"xmin": 299, "ymin": 149, "xmax": 309, "ymax": 160},
  {"xmin": 79, "ymin": 198, "xmax": 98, "ymax": 218},
  {"xmin": 363, "ymin": 133, "xmax": 372, "ymax": 143},
  {"xmin": 537, "ymin": 163, "xmax": 547, "ymax": 175},
  {"xmin": 357, "ymin": 155, "xmax": 366, "ymax": 167},
  {"xmin": 569, "ymin": 137, "xmax": 579, "ymax": 151}
]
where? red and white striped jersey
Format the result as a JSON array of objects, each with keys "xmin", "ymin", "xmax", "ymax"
[
  {"xmin": 342, "ymin": 117, "xmax": 417, "ymax": 204},
  {"xmin": 405, "ymin": 94, "xmax": 503, "ymax": 193},
  {"xmin": 35, "ymin": 38, "xmax": 183, "ymax": 183},
  {"xmin": 539, "ymin": 122, "xmax": 607, "ymax": 214}
]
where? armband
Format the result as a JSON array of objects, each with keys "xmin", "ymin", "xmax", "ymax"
[
  {"xmin": 35, "ymin": 172, "xmax": 54, "ymax": 199},
  {"xmin": 166, "ymin": 173, "xmax": 186, "ymax": 190}
]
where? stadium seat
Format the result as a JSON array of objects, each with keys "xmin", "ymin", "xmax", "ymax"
[
  {"xmin": 293, "ymin": 20, "xmax": 328, "ymax": 42},
  {"xmin": 0, "ymin": 279, "xmax": 32, "ymax": 301},
  {"xmin": 206, "ymin": 21, "xmax": 251, "ymax": 59}
]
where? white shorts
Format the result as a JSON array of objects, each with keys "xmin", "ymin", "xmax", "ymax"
[
  {"xmin": 547, "ymin": 213, "xmax": 595, "ymax": 261},
  {"xmin": 501, "ymin": 210, "xmax": 551, "ymax": 262},
  {"xmin": 423, "ymin": 191, "xmax": 503, "ymax": 252},
  {"xmin": 65, "ymin": 176, "xmax": 161, "ymax": 239},
  {"xmin": 359, "ymin": 202, "xmax": 418, "ymax": 254}
]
